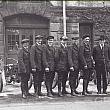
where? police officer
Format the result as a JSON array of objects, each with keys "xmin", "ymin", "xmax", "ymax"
[
  {"xmin": 30, "ymin": 35, "xmax": 44, "ymax": 97},
  {"xmin": 68, "ymin": 37, "xmax": 80, "ymax": 96},
  {"xmin": 43, "ymin": 36, "xmax": 55, "ymax": 97},
  {"xmin": 56, "ymin": 36, "xmax": 69, "ymax": 96},
  {"xmin": 18, "ymin": 39, "xmax": 32, "ymax": 99},
  {"xmin": 79, "ymin": 35, "xmax": 93, "ymax": 95},
  {"xmin": 93, "ymin": 35, "xmax": 110, "ymax": 94}
]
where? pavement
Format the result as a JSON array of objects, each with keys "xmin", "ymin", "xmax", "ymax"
[{"xmin": 0, "ymin": 79, "xmax": 110, "ymax": 110}]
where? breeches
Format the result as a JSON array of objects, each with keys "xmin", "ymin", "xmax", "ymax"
[
  {"xmin": 45, "ymin": 71, "xmax": 55, "ymax": 85},
  {"xmin": 83, "ymin": 68, "xmax": 92, "ymax": 81},
  {"xmin": 32, "ymin": 70, "xmax": 44, "ymax": 86}
]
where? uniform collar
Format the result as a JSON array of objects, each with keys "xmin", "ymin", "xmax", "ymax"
[{"xmin": 61, "ymin": 43, "xmax": 67, "ymax": 48}]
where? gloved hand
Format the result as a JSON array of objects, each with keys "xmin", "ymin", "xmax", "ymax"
[
  {"xmin": 32, "ymin": 69, "xmax": 36, "ymax": 72},
  {"xmin": 45, "ymin": 68, "xmax": 49, "ymax": 72},
  {"xmin": 70, "ymin": 67, "xmax": 74, "ymax": 71},
  {"xmin": 84, "ymin": 65, "xmax": 88, "ymax": 69}
]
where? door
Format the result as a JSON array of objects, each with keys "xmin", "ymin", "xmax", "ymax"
[{"xmin": 79, "ymin": 23, "xmax": 93, "ymax": 48}]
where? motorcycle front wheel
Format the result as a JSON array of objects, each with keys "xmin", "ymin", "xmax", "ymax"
[{"xmin": 0, "ymin": 73, "xmax": 3, "ymax": 92}]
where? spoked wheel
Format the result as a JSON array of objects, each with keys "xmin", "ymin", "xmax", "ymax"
[
  {"xmin": 28, "ymin": 74, "xmax": 33, "ymax": 90},
  {"xmin": 0, "ymin": 73, "xmax": 3, "ymax": 92},
  {"xmin": 52, "ymin": 72, "xmax": 58, "ymax": 89}
]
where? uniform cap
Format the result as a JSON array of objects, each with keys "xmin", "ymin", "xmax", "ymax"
[
  {"xmin": 82, "ymin": 35, "xmax": 90, "ymax": 40},
  {"xmin": 35, "ymin": 35, "xmax": 43, "ymax": 39},
  {"xmin": 47, "ymin": 36, "xmax": 54, "ymax": 40},
  {"xmin": 60, "ymin": 36, "xmax": 68, "ymax": 40},
  {"xmin": 21, "ymin": 39, "xmax": 29, "ymax": 44}
]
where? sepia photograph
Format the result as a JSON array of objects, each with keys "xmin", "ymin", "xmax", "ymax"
[{"xmin": 0, "ymin": 0, "xmax": 110, "ymax": 109}]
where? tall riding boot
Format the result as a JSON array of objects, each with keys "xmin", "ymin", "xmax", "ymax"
[
  {"xmin": 38, "ymin": 83, "xmax": 44, "ymax": 96},
  {"xmin": 62, "ymin": 83, "xmax": 69, "ymax": 95},
  {"xmin": 71, "ymin": 88, "xmax": 75, "ymax": 96},
  {"xmin": 58, "ymin": 82, "xmax": 63, "ymax": 96},
  {"xmin": 82, "ymin": 80, "xmax": 87, "ymax": 95},
  {"xmin": 21, "ymin": 81, "xmax": 28, "ymax": 99},
  {"xmin": 33, "ymin": 83, "xmax": 38, "ymax": 97},
  {"xmin": 46, "ymin": 82, "xmax": 53, "ymax": 97}
]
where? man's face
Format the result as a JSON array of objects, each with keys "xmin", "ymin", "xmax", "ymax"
[
  {"xmin": 35, "ymin": 39, "xmax": 42, "ymax": 45},
  {"xmin": 83, "ymin": 37, "xmax": 90, "ymax": 44},
  {"xmin": 22, "ymin": 42, "xmax": 29, "ymax": 49},
  {"xmin": 48, "ymin": 39, "xmax": 54, "ymax": 46}
]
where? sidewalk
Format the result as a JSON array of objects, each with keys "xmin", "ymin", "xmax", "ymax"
[
  {"xmin": 1, "ymin": 79, "xmax": 110, "ymax": 97},
  {"xmin": 0, "ymin": 79, "xmax": 109, "ymax": 105}
]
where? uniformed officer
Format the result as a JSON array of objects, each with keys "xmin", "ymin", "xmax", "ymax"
[
  {"xmin": 79, "ymin": 35, "xmax": 94, "ymax": 95},
  {"xmin": 56, "ymin": 36, "xmax": 69, "ymax": 96},
  {"xmin": 18, "ymin": 39, "xmax": 32, "ymax": 99},
  {"xmin": 30, "ymin": 35, "xmax": 44, "ymax": 97},
  {"xmin": 93, "ymin": 35, "xmax": 110, "ymax": 94},
  {"xmin": 42, "ymin": 36, "xmax": 55, "ymax": 97},
  {"xmin": 68, "ymin": 37, "xmax": 80, "ymax": 96}
]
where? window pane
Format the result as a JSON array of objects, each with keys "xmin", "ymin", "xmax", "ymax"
[
  {"xmin": 6, "ymin": 29, "xmax": 20, "ymax": 50},
  {"xmin": 12, "ymin": 35, "xmax": 15, "ymax": 40}
]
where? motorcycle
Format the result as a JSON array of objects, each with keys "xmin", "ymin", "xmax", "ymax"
[
  {"xmin": 4, "ymin": 58, "xmax": 33, "ymax": 90},
  {"xmin": 0, "ymin": 70, "xmax": 3, "ymax": 92}
]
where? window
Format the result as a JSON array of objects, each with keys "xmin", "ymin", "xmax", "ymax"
[{"xmin": 6, "ymin": 29, "xmax": 19, "ymax": 51}]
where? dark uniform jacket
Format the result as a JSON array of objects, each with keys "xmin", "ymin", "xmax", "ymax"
[
  {"xmin": 68, "ymin": 43, "xmax": 79, "ymax": 70},
  {"xmin": 43, "ymin": 44, "xmax": 55, "ymax": 72},
  {"xmin": 18, "ymin": 47, "xmax": 31, "ymax": 74},
  {"xmin": 79, "ymin": 43, "xmax": 93, "ymax": 69},
  {"xmin": 55, "ymin": 44, "xmax": 69, "ymax": 71},
  {"xmin": 30, "ymin": 44, "xmax": 43, "ymax": 71},
  {"xmin": 93, "ymin": 44, "xmax": 110, "ymax": 71}
]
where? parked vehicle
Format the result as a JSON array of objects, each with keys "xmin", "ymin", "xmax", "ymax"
[
  {"xmin": 0, "ymin": 70, "xmax": 3, "ymax": 92},
  {"xmin": 4, "ymin": 58, "xmax": 32, "ymax": 90},
  {"xmin": 0, "ymin": 58, "xmax": 4, "ymax": 92}
]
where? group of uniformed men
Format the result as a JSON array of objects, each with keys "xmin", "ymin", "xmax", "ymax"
[{"xmin": 18, "ymin": 34, "xmax": 110, "ymax": 99}]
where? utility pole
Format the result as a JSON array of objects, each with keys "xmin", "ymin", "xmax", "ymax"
[{"xmin": 63, "ymin": 1, "xmax": 66, "ymax": 36}]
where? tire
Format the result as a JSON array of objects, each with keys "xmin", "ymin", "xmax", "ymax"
[
  {"xmin": 75, "ymin": 77, "xmax": 80, "ymax": 89},
  {"xmin": 52, "ymin": 72, "xmax": 58, "ymax": 89},
  {"xmin": 28, "ymin": 74, "xmax": 33, "ymax": 90},
  {"xmin": 0, "ymin": 73, "xmax": 3, "ymax": 92}
]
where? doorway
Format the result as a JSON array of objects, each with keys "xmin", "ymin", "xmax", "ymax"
[
  {"xmin": 79, "ymin": 23, "xmax": 93, "ymax": 47},
  {"xmin": 4, "ymin": 14, "xmax": 49, "ymax": 62}
]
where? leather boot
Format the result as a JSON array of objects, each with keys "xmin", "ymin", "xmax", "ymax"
[
  {"xmin": 22, "ymin": 92, "xmax": 27, "ymax": 99},
  {"xmin": 46, "ymin": 82, "xmax": 53, "ymax": 97},
  {"xmin": 38, "ymin": 83, "xmax": 45, "ymax": 96},
  {"xmin": 33, "ymin": 82, "xmax": 38, "ymax": 97},
  {"xmin": 34, "ymin": 86, "xmax": 38, "ymax": 97},
  {"xmin": 82, "ymin": 80, "xmax": 87, "ymax": 95},
  {"xmin": 58, "ymin": 82, "xmax": 63, "ymax": 97},
  {"xmin": 71, "ymin": 88, "xmax": 75, "ymax": 96}
]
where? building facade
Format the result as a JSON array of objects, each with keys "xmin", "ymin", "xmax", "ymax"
[{"xmin": 0, "ymin": 1, "xmax": 110, "ymax": 64}]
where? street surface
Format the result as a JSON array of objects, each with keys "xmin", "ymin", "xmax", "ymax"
[{"xmin": 0, "ymin": 79, "xmax": 110, "ymax": 110}]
